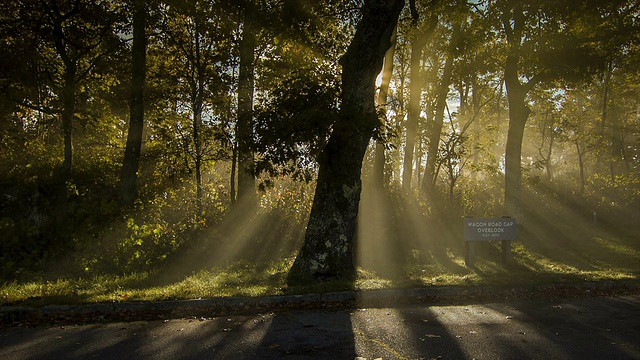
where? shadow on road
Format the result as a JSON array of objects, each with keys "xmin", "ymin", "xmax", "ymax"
[
  {"xmin": 482, "ymin": 296, "xmax": 640, "ymax": 360},
  {"xmin": 1, "ymin": 296, "xmax": 639, "ymax": 359}
]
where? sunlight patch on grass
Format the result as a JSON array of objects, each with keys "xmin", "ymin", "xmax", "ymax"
[
  {"xmin": 513, "ymin": 244, "xmax": 581, "ymax": 274},
  {"xmin": 356, "ymin": 269, "xmax": 394, "ymax": 290},
  {"xmin": 594, "ymin": 236, "xmax": 640, "ymax": 257},
  {"xmin": 0, "ymin": 260, "xmax": 293, "ymax": 307},
  {"xmin": 1, "ymin": 233, "xmax": 637, "ymax": 307}
]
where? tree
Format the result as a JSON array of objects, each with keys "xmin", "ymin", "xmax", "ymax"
[
  {"xmin": 438, "ymin": 124, "xmax": 468, "ymax": 201},
  {"xmin": 236, "ymin": 0, "xmax": 257, "ymax": 205},
  {"xmin": 119, "ymin": 0, "xmax": 147, "ymax": 206},
  {"xmin": 38, "ymin": 0, "xmax": 123, "ymax": 178},
  {"xmin": 402, "ymin": 0, "xmax": 435, "ymax": 191},
  {"xmin": 421, "ymin": 0, "xmax": 464, "ymax": 197},
  {"xmin": 373, "ymin": 25, "xmax": 397, "ymax": 187},
  {"xmin": 530, "ymin": 90, "xmax": 562, "ymax": 182},
  {"xmin": 288, "ymin": 0, "xmax": 405, "ymax": 284},
  {"xmin": 557, "ymin": 89, "xmax": 597, "ymax": 193},
  {"xmin": 491, "ymin": 0, "xmax": 625, "ymax": 218},
  {"xmin": 160, "ymin": 0, "xmax": 234, "ymax": 215}
]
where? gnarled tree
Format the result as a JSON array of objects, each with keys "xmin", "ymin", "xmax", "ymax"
[{"xmin": 288, "ymin": 0, "xmax": 405, "ymax": 284}]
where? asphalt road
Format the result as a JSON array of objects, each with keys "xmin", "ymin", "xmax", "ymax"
[{"xmin": 1, "ymin": 294, "xmax": 638, "ymax": 360}]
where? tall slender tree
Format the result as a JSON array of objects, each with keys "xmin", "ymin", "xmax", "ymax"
[
  {"xmin": 422, "ymin": 1, "xmax": 463, "ymax": 197},
  {"xmin": 402, "ymin": 0, "xmax": 435, "ymax": 192},
  {"xmin": 160, "ymin": 0, "xmax": 233, "ymax": 215},
  {"xmin": 492, "ymin": 0, "xmax": 630, "ymax": 218},
  {"xmin": 39, "ymin": 0, "xmax": 121, "ymax": 178},
  {"xmin": 236, "ymin": 0, "xmax": 257, "ymax": 205},
  {"xmin": 119, "ymin": 0, "xmax": 147, "ymax": 206}
]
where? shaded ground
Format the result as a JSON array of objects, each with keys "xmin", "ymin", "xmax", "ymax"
[{"xmin": 1, "ymin": 294, "xmax": 638, "ymax": 359}]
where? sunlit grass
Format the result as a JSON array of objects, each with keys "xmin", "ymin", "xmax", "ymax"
[
  {"xmin": 1, "ymin": 224, "xmax": 638, "ymax": 307},
  {"xmin": 0, "ymin": 260, "xmax": 293, "ymax": 307}
]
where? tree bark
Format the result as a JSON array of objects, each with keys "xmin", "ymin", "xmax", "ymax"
[
  {"xmin": 193, "ymin": 97, "xmax": 204, "ymax": 215},
  {"xmin": 373, "ymin": 25, "xmax": 397, "ymax": 187},
  {"xmin": 402, "ymin": 33, "xmax": 428, "ymax": 191},
  {"xmin": 503, "ymin": 53, "xmax": 530, "ymax": 218},
  {"xmin": 421, "ymin": 37, "xmax": 456, "ymax": 197},
  {"xmin": 236, "ymin": 0, "xmax": 257, "ymax": 205},
  {"xmin": 119, "ymin": 0, "xmax": 146, "ymax": 206},
  {"xmin": 575, "ymin": 141, "xmax": 583, "ymax": 193},
  {"xmin": 503, "ymin": 96, "xmax": 529, "ymax": 218},
  {"xmin": 545, "ymin": 122, "xmax": 554, "ymax": 181},
  {"xmin": 422, "ymin": 44, "xmax": 454, "ymax": 199},
  {"xmin": 51, "ymin": 9, "xmax": 76, "ymax": 178},
  {"xmin": 288, "ymin": 0, "xmax": 404, "ymax": 284},
  {"xmin": 502, "ymin": 0, "xmax": 534, "ymax": 219},
  {"xmin": 61, "ymin": 61, "xmax": 76, "ymax": 178}
]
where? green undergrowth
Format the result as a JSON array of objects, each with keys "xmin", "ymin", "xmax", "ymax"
[{"xmin": 1, "ymin": 226, "xmax": 638, "ymax": 308}]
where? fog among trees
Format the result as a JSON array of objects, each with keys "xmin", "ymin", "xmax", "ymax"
[{"xmin": 1, "ymin": 0, "xmax": 638, "ymax": 283}]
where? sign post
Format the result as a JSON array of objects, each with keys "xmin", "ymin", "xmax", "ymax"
[{"xmin": 463, "ymin": 217, "xmax": 516, "ymax": 267}]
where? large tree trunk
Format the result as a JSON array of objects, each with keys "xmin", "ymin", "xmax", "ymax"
[
  {"xmin": 288, "ymin": 0, "xmax": 404, "ymax": 284},
  {"xmin": 119, "ymin": 0, "xmax": 146, "ymax": 206},
  {"xmin": 236, "ymin": 0, "xmax": 257, "ymax": 205}
]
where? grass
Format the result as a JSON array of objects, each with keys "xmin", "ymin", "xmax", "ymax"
[
  {"xmin": 1, "ymin": 224, "xmax": 638, "ymax": 308},
  {"xmin": 0, "ymin": 259, "xmax": 294, "ymax": 307}
]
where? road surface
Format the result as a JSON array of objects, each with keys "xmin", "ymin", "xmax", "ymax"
[{"xmin": 1, "ymin": 294, "xmax": 638, "ymax": 359}]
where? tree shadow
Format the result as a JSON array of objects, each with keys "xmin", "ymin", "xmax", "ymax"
[
  {"xmin": 390, "ymin": 306, "xmax": 469, "ymax": 359},
  {"xmin": 480, "ymin": 296, "xmax": 640, "ymax": 359},
  {"xmin": 255, "ymin": 310, "xmax": 356, "ymax": 359},
  {"xmin": 0, "ymin": 309, "xmax": 356, "ymax": 360}
]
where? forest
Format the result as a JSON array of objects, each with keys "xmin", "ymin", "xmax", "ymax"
[{"xmin": 1, "ymin": 0, "xmax": 638, "ymax": 293}]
